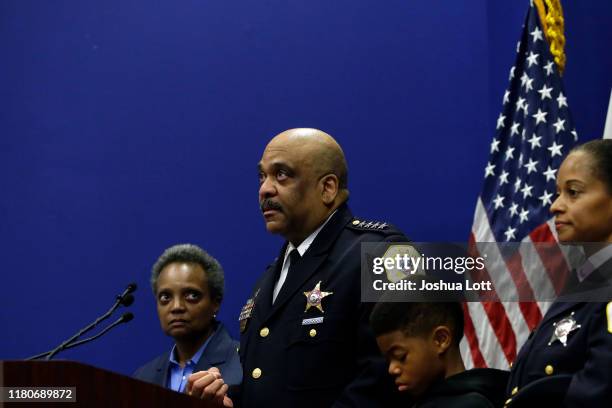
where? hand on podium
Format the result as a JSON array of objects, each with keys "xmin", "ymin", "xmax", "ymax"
[{"xmin": 187, "ymin": 367, "xmax": 233, "ymax": 407}]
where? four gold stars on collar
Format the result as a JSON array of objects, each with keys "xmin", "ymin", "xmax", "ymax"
[
  {"xmin": 351, "ymin": 218, "xmax": 388, "ymax": 230},
  {"xmin": 304, "ymin": 281, "xmax": 333, "ymax": 313}
]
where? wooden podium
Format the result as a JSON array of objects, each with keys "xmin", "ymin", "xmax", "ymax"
[{"xmin": 1, "ymin": 360, "xmax": 209, "ymax": 407}]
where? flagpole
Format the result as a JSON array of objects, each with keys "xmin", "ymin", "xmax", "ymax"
[{"xmin": 603, "ymin": 89, "xmax": 612, "ymax": 139}]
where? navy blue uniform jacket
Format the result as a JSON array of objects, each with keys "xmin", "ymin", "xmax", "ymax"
[
  {"xmin": 505, "ymin": 257, "xmax": 612, "ymax": 407},
  {"xmin": 236, "ymin": 203, "xmax": 409, "ymax": 408},
  {"xmin": 133, "ymin": 322, "xmax": 242, "ymax": 388}
]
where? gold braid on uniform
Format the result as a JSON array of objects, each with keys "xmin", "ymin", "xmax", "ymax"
[{"xmin": 534, "ymin": 0, "xmax": 566, "ymax": 74}]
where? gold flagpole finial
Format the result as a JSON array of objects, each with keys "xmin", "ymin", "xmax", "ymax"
[{"xmin": 534, "ymin": 0, "xmax": 566, "ymax": 74}]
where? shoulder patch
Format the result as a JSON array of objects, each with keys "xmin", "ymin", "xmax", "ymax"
[{"xmin": 348, "ymin": 218, "xmax": 390, "ymax": 231}]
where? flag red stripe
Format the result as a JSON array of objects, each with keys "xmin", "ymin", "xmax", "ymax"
[
  {"xmin": 468, "ymin": 232, "xmax": 518, "ymax": 365},
  {"xmin": 502, "ymin": 251, "xmax": 543, "ymax": 330},
  {"xmin": 518, "ymin": 301, "xmax": 542, "ymax": 332},
  {"xmin": 482, "ymin": 301, "xmax": 517, "ymax": 364},
  {"xmin": 461, "ymin": 302, "xmax": 488, "ymax": 368},
  {"xmin": 529, "ymin": 223, "xmax": 570, "ymax": 294}
]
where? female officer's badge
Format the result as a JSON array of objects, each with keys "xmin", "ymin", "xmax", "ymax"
[
  {"xmin": 304, "ymin": 281, "xmax": 333, "ymax": 313},
  {"xmin": 548, "ymin": 311, "xmax": 581, "ymax": 347}
]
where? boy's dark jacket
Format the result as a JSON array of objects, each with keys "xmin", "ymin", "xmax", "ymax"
[{"xmin": 412, "ymin": 368, "xmax": 509, "ymax": 408}]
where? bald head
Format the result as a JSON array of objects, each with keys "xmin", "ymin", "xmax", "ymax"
[
  {"xmin": 266, "ymin": 128, "xmax": 348, "ymax": 190},
  {"xmin": 258, "ymin": 128, "xmax": 350, "ymax": 243}
]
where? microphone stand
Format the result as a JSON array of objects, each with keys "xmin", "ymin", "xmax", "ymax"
[
  {"xmin": 27, "ymin": 313, "xmax": 134, "ymax": 360},
  {"xmin": 28, "ymin": 283, "xmax": 137, "ymax": 361}
]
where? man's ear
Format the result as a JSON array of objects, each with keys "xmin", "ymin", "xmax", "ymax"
[
  {"xmin": 432, "ymin": 326, "xmax": 453, "ymax": 355},
  {"xmin": 319, "ymin": 174, "xmax": 340, "ymax": 204}
]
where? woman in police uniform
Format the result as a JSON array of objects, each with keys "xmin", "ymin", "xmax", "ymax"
[{"xmin": 505, "ymin": 139, "xmax": 612, "ymax": 407}]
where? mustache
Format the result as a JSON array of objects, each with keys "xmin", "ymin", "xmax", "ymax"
[{"xmin": 260, "ymin": 199, "xmax": 283, "ymax": 213}]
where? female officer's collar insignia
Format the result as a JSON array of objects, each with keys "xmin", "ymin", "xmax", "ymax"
[
  {"xmin": 548, "ymin": 311, "xmax": 581, "ymax": 347},
  {"xmin": 304, "ymin": 281, "xmax": 333, "ymax": 313}
]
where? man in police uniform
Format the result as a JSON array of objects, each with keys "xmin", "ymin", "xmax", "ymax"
[{"xmin": 187, "ymin": 128, "xmax": 409, "ymax": 407}]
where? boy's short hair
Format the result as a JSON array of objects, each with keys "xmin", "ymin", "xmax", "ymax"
[{"xmin": 370, "ymin": 301, "xmax": 465, "ymax": 346}]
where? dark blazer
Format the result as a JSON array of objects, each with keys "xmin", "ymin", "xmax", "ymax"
[
  {"xmin": 505, "ymin": 257, "xmax": 612, "ymax": 407},
  {"xmin": 133, "ymin": 322, "xmax": 242, "ymax": 388},
  {"xmin": 236, "ymin": 203, "xmax": 409, "ymax": 408}
]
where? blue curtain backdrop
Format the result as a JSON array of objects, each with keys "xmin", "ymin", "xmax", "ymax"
[{"xmin": 1, "ymin": 0, "xmax": 610, "ymax": 376}]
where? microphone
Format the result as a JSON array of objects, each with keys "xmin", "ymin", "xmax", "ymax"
[
  {"xmin": 123, "ymin": 282, "xmax": 138, "ymax": 296},
  {"xmin": 29, "ymin": 283, "xmax": 137, "ymax": 361},
  {"xmin": 116, "ymin": 283, "xmax": 137, "ymax": 307},
  {"xmin": 26, "ymin": 313, "xmax": 135, "ymax": 360},
  {"xmin": 69, "ymin": 313, "xmax": 135, "ymax": 350},
  {"xmin": 121, "ymin": 293, "xmax": 135, "ymax": 307}
]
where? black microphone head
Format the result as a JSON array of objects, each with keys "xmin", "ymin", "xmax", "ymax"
[
  {"xmin": 121, "ymin": 312, "xmax": 134, "ymax": 323},
  {"xmin": 121, "ymin": 293, "xmax": 135, "ymax": 307},
  {"xmin": 127, "ymin": 282, "xmax": 137, "ymax": 293}
]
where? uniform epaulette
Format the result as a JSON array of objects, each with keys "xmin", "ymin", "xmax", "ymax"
[{"xmin": 347, "ymin": 218, "xmax": 390, "ymax": 231}]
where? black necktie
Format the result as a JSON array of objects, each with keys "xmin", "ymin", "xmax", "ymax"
[{"xmin": 273, "ymin": 249, "xmax": 301, "ymax": 303}]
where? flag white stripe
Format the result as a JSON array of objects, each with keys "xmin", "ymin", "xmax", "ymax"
[
  {"xmin": 460, "ymin": 337, "xmax": 474, "ymax": 369},
  {"xmin": 470, "ymin": 198, "xmax": 534, "ymax": 368},
  {"xmin": 466, "ymin": 301, "xmax": 510, "ymax": 369},
  {"xmin": 519, "ymin": 235, "xmax": 557, "ymax": 302}
]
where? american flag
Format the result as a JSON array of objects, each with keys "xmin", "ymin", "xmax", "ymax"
[{"xmin": 460, "ymin": 2, "xmax": 579, "ymax": 369}]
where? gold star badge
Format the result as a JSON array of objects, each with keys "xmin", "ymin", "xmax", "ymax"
[{"xmin": 304, "ymin": 281, "xmax": 333, "ymax": 313}]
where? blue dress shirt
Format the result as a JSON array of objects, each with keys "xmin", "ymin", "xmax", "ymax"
[{"xmin": 167, "ymin": 331, "xmax": 215, "ymax": 392}]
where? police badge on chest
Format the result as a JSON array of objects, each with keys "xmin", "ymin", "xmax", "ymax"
[{"xmin": 548, "ymin": 311, "xmax": 581, "ymax": 347}]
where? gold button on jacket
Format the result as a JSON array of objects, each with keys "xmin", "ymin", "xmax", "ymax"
[{"xmin": 252, "ymin": 368, "xmax": 262, "ymax": 379}]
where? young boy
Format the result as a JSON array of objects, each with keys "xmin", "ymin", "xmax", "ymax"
[{"xmin": 370, "ymin": 300, "xmax": 508, "ymax": 407}]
